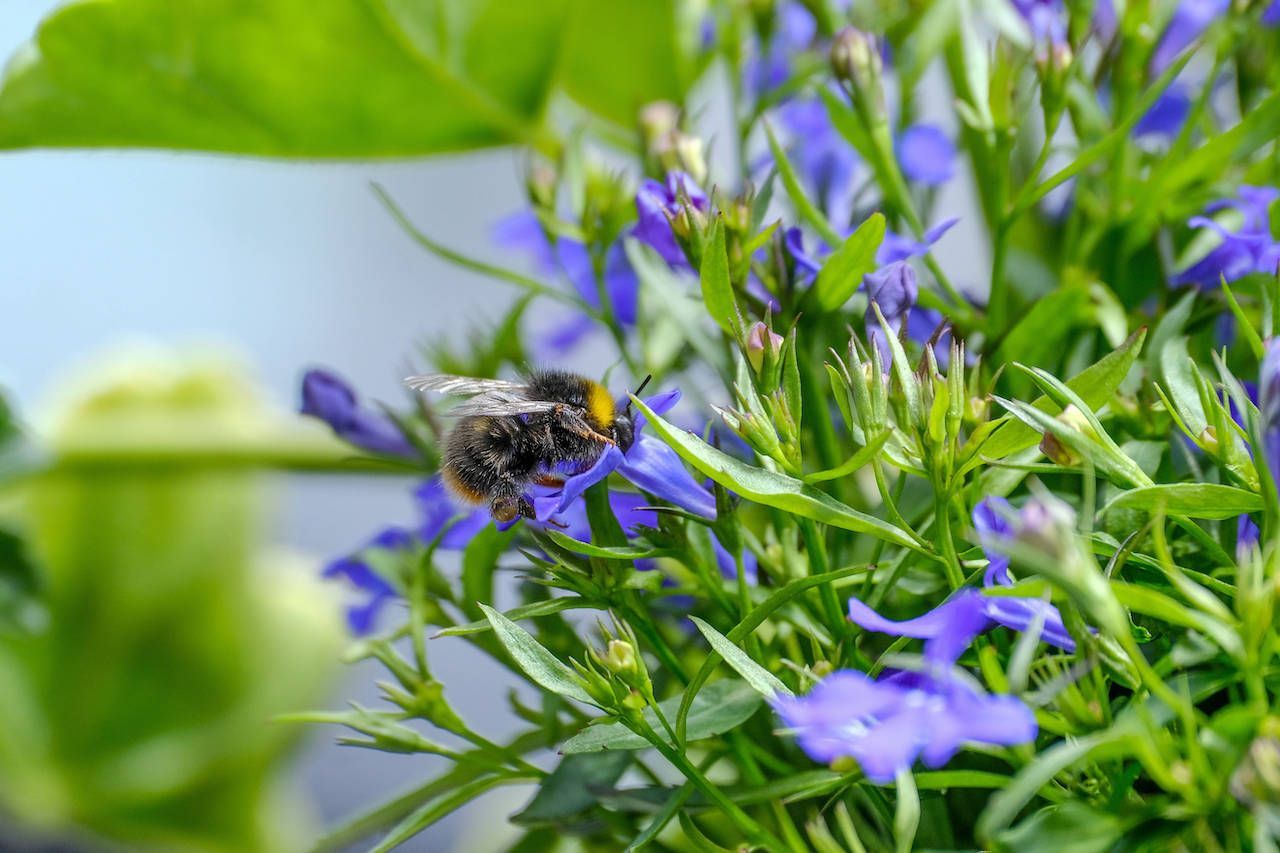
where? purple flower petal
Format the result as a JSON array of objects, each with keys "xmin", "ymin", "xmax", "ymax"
[
  {"xmin": 973, "ymin": 496, "xmax": 1014, "ymax": 586},
  {"xmin": 1134, "ymin": 84, "xmax": 1192, "ymax": 139},
  {"xmin": 1151, "ymin": 0, "xmax": 1229, "ymax": 74},
  {"xmin": 633, "ymin": 388, "xmax": 682, "ymax": 434},
  {"xmin": 895, "ymin": 124, "xmax": 956, "ymax": 186},
  {"xmin": 877, "ymin": 218, "xmax": 958, "ymax": 264},
  {"xmin": 415, "ymin": 478, "xmax": 491, "ymax": 549},
  {"xmin": 1261, "ymin": 339, "xmax": 1280, "ymax": 499},
  {"xmin": 847, "ymin": 590, "xmax": 990, "ymax": 668},
  {"xmin": 557, "ymin": 444, "xmax": 626, "ymax": 513},
  {"xmin": 1011, "ymin": 0, "xmax": 1068, "ymax": 46},
  {"xmin": 982, "ymin": 594, "xmax": 1076, "ymax": 651},
  {"xmin": 864, "ymin": 261, "xmax": 918, "ymax": 319},
  {"xmin": 300, "ymin": 369, "xmax": 415, "ymax": 457},
  {"xmin": 617, "ymin": 435, "xmax": 717, "ymax": 519},
  {"xmin": 493, "ymin": 210, "xmax": 557, "ymax": 272},
  {"xmin": 322, "ymin": 526, "xmax": 413, "ymax": 635}
]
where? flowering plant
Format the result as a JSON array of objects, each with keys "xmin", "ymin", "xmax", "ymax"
[{"xmin": 6, "ymin": 0, "xmax": 1280, "ymax": 849}]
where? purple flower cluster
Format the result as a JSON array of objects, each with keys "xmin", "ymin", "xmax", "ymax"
[
  {"xmin": 1172, "ymin": 186, "xmax": 1280, "ymax": 289},
  {"xmin": 772, "ymin": 497, "xmax": 1074, "ymax": 781}
]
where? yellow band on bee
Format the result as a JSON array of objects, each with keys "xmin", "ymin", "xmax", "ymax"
[{"xmin": 587, "ymin": 381, "xmax": 615, "ymax": 429}]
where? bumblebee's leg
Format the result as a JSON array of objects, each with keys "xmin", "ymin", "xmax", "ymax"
[
  {"xmin": 534, "ymin": 474, "xmax": 566, "ymax": 488},
  {"xmin": 489, "ymin": 479, "xmax": 536, "ymax": 523},
  {"xmin": 553, "ymin": 405, "xmax": 617, "ymax": 446}
]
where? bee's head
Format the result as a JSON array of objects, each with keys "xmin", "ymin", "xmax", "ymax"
[
  {"xmin": 612, "ymin": 409, "xmax": 636, "ymax": 451},
  {"xmin": 614, "ymin": 374, "xmax": 652, "ymax": 452}
]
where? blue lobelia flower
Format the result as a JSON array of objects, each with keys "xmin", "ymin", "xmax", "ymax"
[
  {"xmin": 845, "ymin": 498, "xmax": 1076, "ymax": 651},
  {"xmin": 1172, "ymin": 186, "xmax": 1280, "ymax": 288},
  {"xmin": 300, "ymin": 369, "xmax": 415, "ymax": 457},
  {"xmin": 552, "ymin": 388, "xmax": 717, "ymax": 519},
  {"xmin": 773, "ymin": 595, "xmax": 1036, "ymax": 781},
  {"xmin": 1151, "ymin": 0, "xmax": 1229, "ymax": 74},
  {"xmin": 633, "ymin": 172, "xmax": 708, "ymax": 269},
  {"xmin": 1010, "ymin": 0, "xmax": 1068, "ymax": 48},
  {"xmin": 895, "ymin": 124, "xmax": 957, "ymax": 187},
  {"xmin": 1134, "ymin": 82, "xmax": 1192, "ymax": 140},
  {"xmin": 322, "ymin": 527, "xmax": 414, "ymax": 635},
  {"xmin": 877, "ymin": 218, "xmax": 958, "ymax": 265},
  {"xmin": 865, "ymin": 261, "xmax": 918, "ymax": 322},
  {"xmin": 1266, "ymin": 1, "xmax": 1280, "ymax": 26}
]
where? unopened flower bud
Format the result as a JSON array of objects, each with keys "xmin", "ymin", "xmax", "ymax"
[
  {"xmin": 526, "ymin": 161, "xmax": 557, "ymax": 210},
  {"xmin": 639, "ymin": 101, "xmax": 680, "ymax": 149},
  {"xmin": 1199, "ymin": 425, "xmax": 1220, "ymax": 454},
  {"xmin": 601, "ymin": 639, "xmax": 638, "ymax": 675},
  {"xmin": 656, "ymin": 130, "xmax": 708, "ymax": 187},
  {"xmin": 746, "ymin": 321, "xmax": 784, "ymax": 372},
  {"xmin": 1040, "ymin": 431, "xmax": 1080, "ymax": 466},
  {"xmin": 811, "ymin": 660, "xmax": 834, "ymax": 678},
  {"xmin": 831, "ymin": 27, "xmax": 880, "ymax": 84},
  {"xmin": 966, "ymin": 395, "xmax": 988, "ymax": 424}
]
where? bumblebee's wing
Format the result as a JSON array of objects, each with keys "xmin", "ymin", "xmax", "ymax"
[
  {"xmin": 451, "ymin": 392, "xmax": 562, "ymax": 418},
  {"xmin": 405, "ymin": 374, "xmax": 528, "ymax": 396}
]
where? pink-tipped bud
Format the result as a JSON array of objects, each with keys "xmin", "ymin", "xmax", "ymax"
[{"xmin": 746, "ymin": 321, "xmax": 784, "ymax": 371}]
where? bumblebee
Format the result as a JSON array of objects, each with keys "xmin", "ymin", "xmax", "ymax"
[{"xmin": 405, "ymin": 370, "xmax": 649, "ymax": 522}]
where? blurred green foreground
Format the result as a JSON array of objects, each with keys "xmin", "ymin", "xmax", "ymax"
[{"xmin": 0, "ymin": 352, "xmax": 346, "ymax": 851}]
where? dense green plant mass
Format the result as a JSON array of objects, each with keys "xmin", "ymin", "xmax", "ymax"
[{"xmin": 7, "ymin": 0, "xmax": 1280, "ymax": 851}]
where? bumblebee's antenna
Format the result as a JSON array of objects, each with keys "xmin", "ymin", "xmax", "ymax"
[{"xmin": 625, "ymin": 374, "xmax": 654, "ymax": 415}]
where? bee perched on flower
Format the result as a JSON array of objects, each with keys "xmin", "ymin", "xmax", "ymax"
[{"xmin": 405, "ymin": 370, "xmax": 650, "ymax": 522}]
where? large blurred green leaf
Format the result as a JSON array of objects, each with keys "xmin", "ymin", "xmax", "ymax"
[{"xmin": 0, "ymin": 0, "xmax": 685, "ymax": 156}]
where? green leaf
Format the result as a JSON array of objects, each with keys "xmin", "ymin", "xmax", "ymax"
[
  {"xmin": 560, "ymin": 679, "xmax": 762, "ymax": 753},
  {"xmin": 689, "ymin": 617, "xmax": 793, "ymax": 700},
  {"xmin": 542, "ymin": 530, "xmax": 667, "ymax": 560},
  {"xmin": 512, "ymin": 752, "xmax": 632, "ymax": 826},
  {"xmin": 996, "ymin": 285, "xmax": 1091, "ymax": 368},
  {"xmin": 994, "ymin": 801, "xmax": 1124, "ymax": 853},
  {"xmin": 1159, "ymin": 336, "xmax": 1208, "ymax": 436},
  {"xmin": 434, "ymin": 597, "xmax": 592, "ymax": 637},
  {"xmin": 804, "ymin": 430, "xmax": 893, "ymax": 483},
  {"xmin": 556, "ymin": 0, "xmax": 685, "ymax": 125},
  {"xmin": 370, "ymin": 775, "xmax": 531, "ymax": 853},
  {"xmin": 978, "ymin": 328, "xmax": 1146, "ymax": 464},
  {"xmin": 1101, "ymin": 484, "xmax": 1263, "ymax": 520},
  {"xmin": 0, "ymin": 0, "xmax": 686, "ymax": 157},
  {"xmin": 479, "ymin": 604, "xmax": 595, "ymax": 705},
  {"xmin": 699, "ymin": 218, "xmax": 738, "ymax": 334},
  {"xmin": 461, "ymin": 524, "xmax": 516, "ymax": 620},
  {"xmin": 813, "ymin": 213, "xmax": 885, "ymax": 311},
  {"xmin": 632, "ymin": 398, "xmax": 924, "ymax": 552}
]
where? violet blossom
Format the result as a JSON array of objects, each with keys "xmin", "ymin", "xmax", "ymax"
[
  {"xmin": 774, "ymin": 590, "xmax": 1035, "ymax": 781},
  {"xmin": 895, "ymin": 124, "xmax": 956, "ymax": 186},
  {"xmin": 300, "ymin": 369, "xmax": 415, "ymax": 457},
  {"xmin": 322, "ymin": 527, "xmax": 413, "ymax": 635},
  {"xmin": 1172, "ymin": 186, "xmax": 1280, "ymax": 288},
  {"xmin": 633, "ymin": 172, "xmax": 708, "ymax": 269}
]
